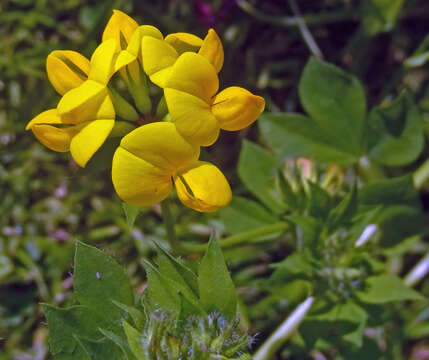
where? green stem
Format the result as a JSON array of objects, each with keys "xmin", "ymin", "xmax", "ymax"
[
  {"xmin": 181, "ymin": 222, "xmax": 289, "ymax": 253},
  {"xmin": 161, "ymin": 199, "xmax": 179, "ymax": 253},
  {"xmin": 413, "ymin": 158, "xmax": 429, "ymax": 189},
  {"xmin": 253, "ymin": 297, "xmax": 314, "ymax": 360}
]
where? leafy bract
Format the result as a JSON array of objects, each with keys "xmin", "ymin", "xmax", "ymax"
[
  {"xmin": 366, "ymin": 91, "xmax": 423, "ymax": 166},
  {"xmin": 73, "ymin": 241, "xmax": 134, "ymax": 321},
  {"xmin": 198, "ymin": 236, "xmax": 237, "ymax": 320}
]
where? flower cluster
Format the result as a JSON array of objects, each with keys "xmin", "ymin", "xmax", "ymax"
[{"xmin": 27, "ymin": 10, "xmax": 265, "ymax": 212}]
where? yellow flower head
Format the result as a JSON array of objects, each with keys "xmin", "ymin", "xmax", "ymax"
[
  {"xmin": 112, "ymin": 122, "xmax": 232, "ymax": 212},
  {"xmin": 27, "ymin": 39, "xmax": 119, "ymax": 167},
  {"xmin": 141, "ymin": 28, "xmax": 224, "ymax": 88},
  {"xmin": 164, "ymin": 52, "xmax": 265, "ymax": 146},
  {"xmin": 46, "ymin": 50, "xmax": 90, "ymax": 95}
]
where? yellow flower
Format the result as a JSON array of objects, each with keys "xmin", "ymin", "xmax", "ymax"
[
  {"xmin": 26, "ymin": 40, "xmax": 118, "ymax": 167},
  {"xmin": 46, "ymin": 50, "xmax": 90, "ymax": 95},
  {"xmin": 102, "ymin": 9, "xmax": 162, "ymax": 113},
  {"xmin": 112, "ymin": 122, "xmax": 232, "ymax": 212},
  {"xmin": 163, "ymin": 52, "xmax": 265, "ymax": 146},
  {"xmin": 141, "ymin": 28, "xmax": 224, "ymax": 88}
]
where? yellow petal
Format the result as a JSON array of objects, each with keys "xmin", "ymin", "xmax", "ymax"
[
  {"xmin": 26, "ymin": 109, "xmax": 76, "ymax": 152},
  {"xmin": 102, "ymin": 9, "xmax": 139, "ymax": 52},
  {"xmin": 164, "ymin": 88, "xmax": 219, "ymax": 146},
  {"xmin": 120, "ymin": 122, "xmax": 199, "ymax": 172},
  {"xmin": 141, "ymin": 36, "xmax": 178, "ymax": 84},
  {"xmin": 57, "ymin": 80, "xmax": 115, "ymax": 124},
  {"xmin": 26, "ymin": 108, "xmax": 62, "ymax": 130},
  {"xmin": 114, "ymin": 51, "xmax": 137, "ymax": 73},
  {"xmin": 165, "ymin": 32, "xmax": 203, "ymax": 54},
  {"xmin": 69, "ymin": 119, "xmax": 114, "ymax": 167},
  {"xmin": 88, "ymin": 39, "xmax": 117, "ymax": 84},
  {"xmin": 164, "ymin": 52, "xmax": 218, "ymax": 104},
  {"xmin": 112, "ymin": 147, "xmax": 172, "ymax": 206},
  {"xmin": 46, "ymin": 50, "xmax": 90, "ymax": 95},
  {"xmin": 198, "ymin": 29, "xmax": 224, "ymax": 73},
  {"xmin": 175, "ymin": 161, "xmax": 232, "ymax": 212},
  {"xmin": 212, "ymin": 86, "xmax": 265, "ymax": 131},
  {"xmin": 128, "ymin": 25, "xmax": 164, "ymax": 57}
]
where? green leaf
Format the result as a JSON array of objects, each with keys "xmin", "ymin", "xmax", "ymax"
[
  {"xmin": 366, "ymin": 91, "xmax": 424, "ymax": 166},
  {"xmin": 142, "ymin": 260, "xmax": 181, "ymax": 316},
  {"xmin": 155, "ymin": 253, "xmax": 205, "ymax": 314},
  {"xmin": 198, "ymin": 236, "xmax": 237, "ymax": 320},
  {"xmin": 327, "ymin": 184, "xmax": 357, "ymax": 231},
  {"xmin": 307, "ymin": 301, "xmax": 368, "ymax": 347},
  {"xmin": 123, "ymin": 321, "xmax": 147, "ymax": 360},
  {"xmin": 220, "ymin": 196, "xmax": 277, "ymax": 236},
  {"xmin": 358, "ymin": 175, "xmax": 422, "ymax": 246},
  {"xmin": 111, "ymin": 300, "xmax": 145, "ymax": 331},
  {"xmin": 153, "ymin": 242, "xmax": 198, "ymax": 296},
  {"xmin": 42, "ymin": 304, "xmax": 123, "ymax": 359},
  {"xmin": 270, "ymin": 253, "xmax": 313, "ymax": 282},
  {"xmin": 286, "ymin": 215, "xmax": 323, "ymax": 250},
  {"xmin": 298, "ymin": 57, "xmax": 366, "ymax": 156},
  {"xmin": 43, "ymin": 304, "xmax": 104, "ymax": 355},
  {"xmin": 359, "ymin": 175, "xmax": 420, "ymax": 208},
  {"xmin": 98, "ymin": 327, "xmax": 133, "ymax": 359},
  {"xmin": 361, "ymin": 0, "xmax": 404, "ymax": 35},
  {"xmin": 259, "ymin": 113, "xmax": 357, "ymax": 165},
  {"xmin": 357, "ymin": 274, "xmax": 424, "ymax": 303},
  {"xmin": 238, "ymin": 140, "xmax": 286, "ymax": 214},
  {"xmin": 306, "ymin": 182, "xmax": 331, "ymax": 219},
  {"xmin": 122, "ymin": 202, "xmax": 141, "ymax": 231},
  {"xmin": 74, "ymin": 241, "xmax": 134, "ymax": 322}
]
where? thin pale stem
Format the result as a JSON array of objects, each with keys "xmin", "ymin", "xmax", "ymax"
[
  {"xmin": 287, "ymin": 0, "xmax": 323, "ymax": 59},
  {"xmin": 181, "ymin": 222, "xmax": 289, "ymax": 253},
  {"xmin": 404, "ymin": 252, "xmax": 429, "ymax": 287},
  {"xmin": 160, "ymin": 199, "xmax": 180, "ymax": 253},
  {"xmin": 253, "ymin": 297, "xmax": 315, "ymax": 360}
]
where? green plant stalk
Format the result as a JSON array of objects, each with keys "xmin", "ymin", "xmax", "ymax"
[
  {"xmin": 413, "ymin": 158, "xmax": 429, "ymax": 189},
  {"xmin": 253, "ymin": 297, "xmax": 314, "ymax": 360},
  {"xmin": 161, "ymin": 199, "xmax": 180, "ymax": 253},
  {"xmin": 181, "ymin": 222, "xmax": 289, "ymax": 253}
]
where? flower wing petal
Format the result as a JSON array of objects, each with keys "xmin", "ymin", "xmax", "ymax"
[
  {"xmin": 141, "ymin": 37, "xmax": 178, "ymax": 87},
  {"xmin": 112, "ymin": 147, "xmax": 172, "ymax": 206},
  {"xmin": 26, "ymin": 109, "xmax": 76, "ymax": 152},
  {"xmin": 198, "ymin": 29, "xmax": 224, "ymax": 73},
  {"xmin": 164, "ymin": 52, "xmax": 218, "ymax": 103},
  {"xmin": 212, "ymin": 86, "xmax": 265, "ymax": 131},
  {"xmin": 165, "ymin": 32, "xmax": 203, "ymax": 54},
  {"xmin": 88, "ymin": 39, "xmax": 117, "ymax": 84},
  {"xmin": 102, "ymin": 9, "xmax": 139, "ymax": 52},
  {"xmin": 69, "ymin": 119, "xmax": 114, "ymax": 167},
  {"xmin": 46, "ymin": 50, "xmax": 90, "ymax": 95},
  {"xmin": 175, "ymin": 161, "xmax": 232, "ymax": 212},
  {"xmin": 164, "ymin": 88, "xmax": 219, "ymax": 146},
  {"xmin": 57, "ymin": 80, "xmax": 114, "ymax": 123}
]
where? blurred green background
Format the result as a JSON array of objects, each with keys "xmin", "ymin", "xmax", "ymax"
[{"xmin": 2, "ymin": 0, "xmax": 429, "ymax": 358}]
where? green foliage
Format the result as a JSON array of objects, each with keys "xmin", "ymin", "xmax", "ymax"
[
  {"xmin": 366, "ymin": 91, "xmax": 424, "ymax": 166},
  {"xmin": 43, "ymin": 240, "xmax": 250, "ymax": 359},
  {"xmin": 4, "ymin": 0, "xmax": 429, "ymax": 358}
]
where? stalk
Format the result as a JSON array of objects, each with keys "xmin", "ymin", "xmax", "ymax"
[{"xmin": 253, "ymin": 297, "xmax": 315, "ymax": 360}]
